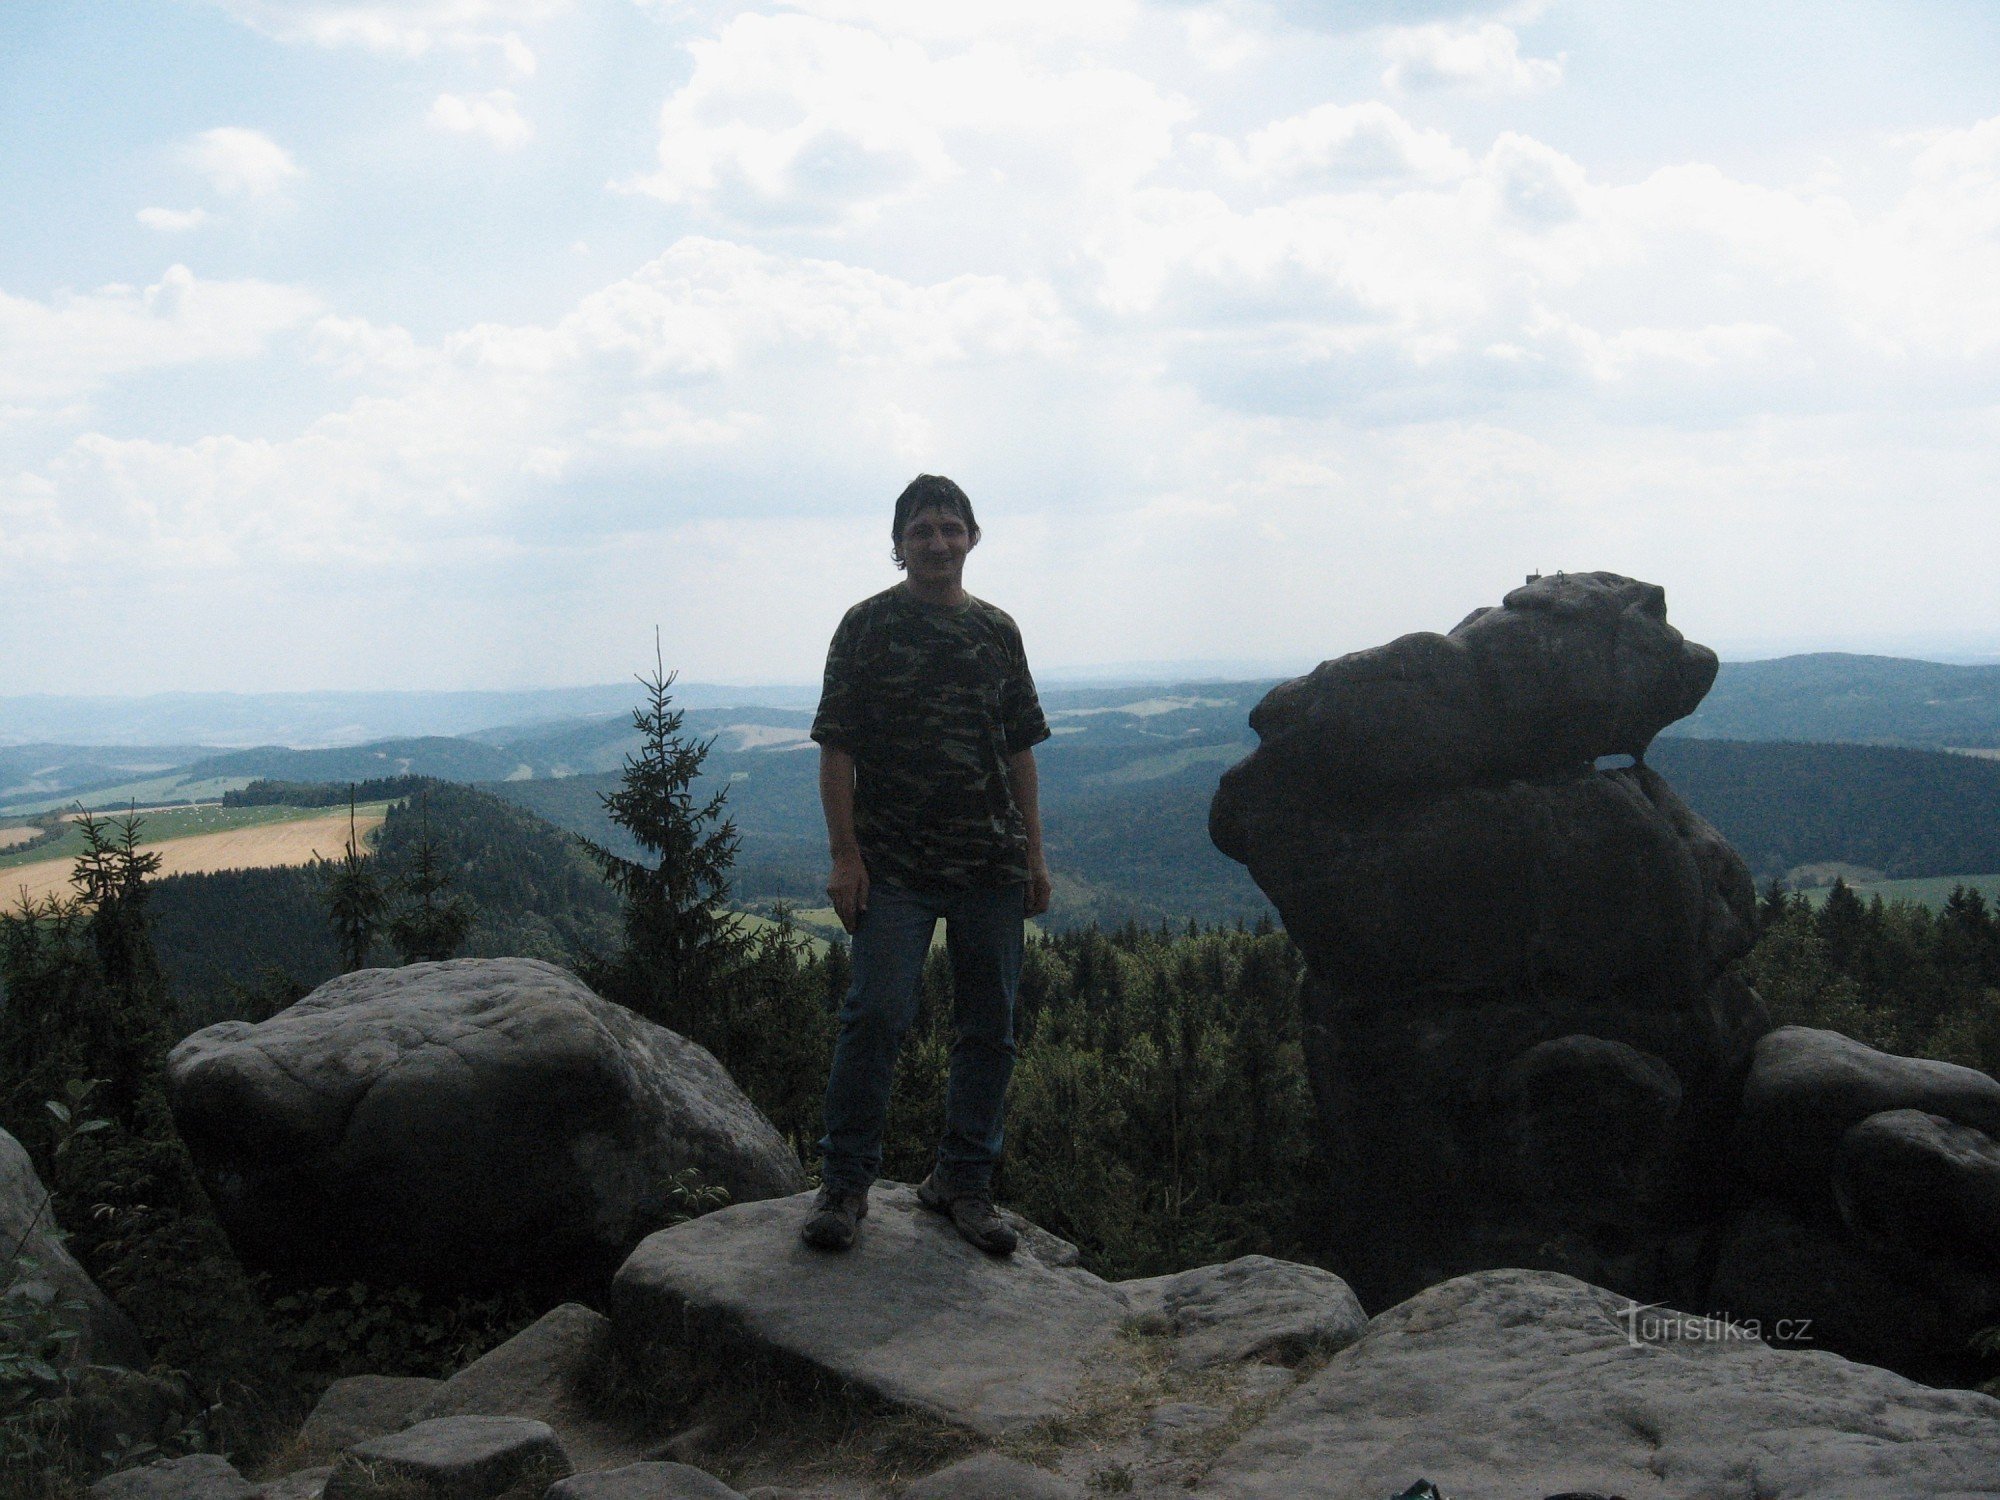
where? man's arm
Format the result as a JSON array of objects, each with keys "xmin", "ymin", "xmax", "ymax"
[
  {"xmin": 1008, "ymin": 746, "xmax": 1052, "ymax": 918},
  {"xmin": 820, "ymin": 744, "xmax": 869, "ymax": 934}
]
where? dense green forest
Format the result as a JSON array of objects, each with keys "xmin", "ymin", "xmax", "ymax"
[{"xmin": 1646, "ymin": 738, "xmax": 2000, "ymax": 881}]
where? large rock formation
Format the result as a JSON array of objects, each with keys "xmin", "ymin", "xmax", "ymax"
[
  {"xmin": 165, "ymin": 958, "xmax": 805, "ymax": 1298},
  {"xmin": 1196, "ymin": 1269, "xmax": 2000, "ymax": 1499},
  {"xmin": 1212, "ymin": 573, "xmax": 1765, "ymax": 1305}
]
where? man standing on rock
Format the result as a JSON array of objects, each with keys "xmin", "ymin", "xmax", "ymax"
[{"xmin": 802, "ymin": 474, "xmax": 1053, "ymax": 1256}]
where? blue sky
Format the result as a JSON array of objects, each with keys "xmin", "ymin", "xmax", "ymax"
[{"xmin": 5, "ymin": 0, "xmax": 2000, "ymax": 693}]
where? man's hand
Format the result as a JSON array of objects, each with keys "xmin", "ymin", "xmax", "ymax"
[
  {"xmin": 828, "ymin": 849, "xmax": 870, "ymax": 934},
  {"xmin": 1025, "ymin": 858, "xmax": 1053, "ymax": 919}
]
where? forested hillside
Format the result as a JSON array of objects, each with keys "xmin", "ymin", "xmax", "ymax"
[
  {"xmin": 1646, "ymin": 738, "xmax": 2000, "ymax": 882},
  {"xmin": 149, "ymin": 783, "xmax": 619, "ymax": 1014},
  {"xmin": 1667, "ymin": 653, "xmax": 2000, "ymax": 747}
]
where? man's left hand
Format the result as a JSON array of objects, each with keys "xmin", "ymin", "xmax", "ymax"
[{"xmin": 1026, "ymin": 861, "xmax": 1053, "ymax": 918}]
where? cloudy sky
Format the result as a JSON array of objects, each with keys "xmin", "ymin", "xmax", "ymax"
[{"xmin": 5, "ymin": 0, "xmax": 2000, "ymax": 694}]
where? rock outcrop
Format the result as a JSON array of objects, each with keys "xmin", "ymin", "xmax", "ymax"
[
  {"xmin": 1211, "ymin": 573, "xmax": 1764, "ymax": 1305},
  {"xmin": 165, "ymin": 958, "xmax": 805, "ymax": 1298},
  {"xmin": 1196, "ymin": 1269, "xmax": 2000, "ymax": 1500},
  {"xmin": 82, "ymin": 1197, "xmax": 2000, "ymax": 1500},
  {"xmin": 1209, "ymin": 575, "xmax": 2000, "ymax": 1382},
  {"xmin": 1, "ymin": 1125, "xmax": 145, "ymax": 1369},
  {"xmin": 611, "ymin": 1183, "xmax": 1131, "ymax": 1436}
]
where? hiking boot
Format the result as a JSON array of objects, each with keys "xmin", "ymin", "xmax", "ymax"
[
  {"xmin": 800, "ymin": 1184, "xmax": 869, "ymax": 1251},
  {"xmin": 917, "ymin": 1172, "xmax": 1018, "ymax": 1256}
]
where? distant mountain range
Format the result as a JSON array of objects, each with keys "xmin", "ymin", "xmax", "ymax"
[{"xmin": 9, "ymin": 654, "xmax": 2000, "ymax": 924}]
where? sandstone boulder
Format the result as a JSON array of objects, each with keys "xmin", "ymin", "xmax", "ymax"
[
  {"xmin": 301, "ymin": 1375, "xmax": 444, "ymax": 1453},
  {"xmin": 1834, "ymin": 1108, "xmax": 2000, "ymax": 1268},
  {"xmin": 610, "ymin": 1183, "xmax": 1128, "ymax": 1436},
  {"xmin": 89, "ymin": 1454, "xmax": 258, "ymax": 1500},
  {"xmin": 545, "ymin": 1463, "xmax": 744, "ymax": 1499},
  {"xmin": 1193, "ymin": 1269, "xmax": 2000, "ymax": 1499},
  {"xmin": 1117, "ymin": 1254, "xmax": 1365, "ymax": 1367},
  {"xmin": 1, "ymin": 1125, "xmax": 145, "ymax": 1370},
  {"xmin": 1736, "ymin": 1026, "xmax": 2000, "ymax": 1201},
  {"xmin": 416, "ymin": 1302, "xmax": 651, "ymax": 1471},
  {"xmin": 1209, "ymin": 576, "xmax": 1765, "ymax": 1310},
  {"xmin": 323, "ymin": 1415, "xmax": 570, "ymax": 1500},
  {"xmin": 166, "ymin": 959, "xmax": 805, "ymax": 1296}
]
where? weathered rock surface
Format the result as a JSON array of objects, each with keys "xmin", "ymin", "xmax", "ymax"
[
  {"xmin": 1193, "ymin": 1269, "xmax": 2000, "ymax": 1499},
  {"xmin": 1705, "ymin": 1199, "xmax": 1957, "ymax": 1381},
  {"xmin": 1834, "ymin": 1108, "xmax": 2000, "ymax": 1267},
  {"xmin": 166, "ymin": 958, "xmax": 805, "ymax": 1296},
  {"xmin": 416, "ymin": 1302, "xmax": 650, "ymax": 1471},
  {"xmin": 255, "ymin": 1466, "xmax": 332, "ymax": 1500},
  {"xmin": 1118, "ymin": 1254, "xmax": 1365, "ymax": 1367},
  {"xmin": 89, "ymin": 1454, "xmax": 258, "ymax": 1500},
  {"xmin": 898, "ymin": 1454, "xmax": 1080, "ymax": 1499},
  {"xmin": 2, "ymin": 1125, "xmax": 145, "ymax": 1369},
  {"xmin": 301, "ymin": 1374, "xmax": 445, "ymax": 1452},
  {"xmin": 610, "ymin": 1183, "xmax": 1130, "ymax": 1435},
  {"xmin": 1737, "ymin": 1026, "xmax": 2000, "ymax": 1201},
  {"xmin": 323, "ymin": 1415, "xmax": 571, "ymax": 1500},
  {"xmin": 1211, "ymin": 571, "xmax": 1717, "ymax": 807},
  {"xmin": 1209, "ymin": 575, "xmax": 1766, "ymax": 1310},
  {"xmin": 545, "ymin": 1462, "xmax": 745, "ymax": 1499}
]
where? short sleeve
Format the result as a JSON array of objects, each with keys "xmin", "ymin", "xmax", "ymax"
[
  {"xmin": 811, "ymin": 609, "xmax": 864, "ymax": 749},
  {"xmin": 999, "ymin": 621, "xmax": 1050, "ymax": 756}
]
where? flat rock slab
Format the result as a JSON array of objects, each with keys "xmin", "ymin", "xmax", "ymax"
[
  {"xmin": 1119, "ymin": 1254, "xmax": 1366, "ymax": 1367},
  {"xmin": 91, "ymin": 1454, "xmax": 258, "ymax": 1500},
  {"xmin": 899, "ymin": 1455, "xmax": 1082, "ymax": 1500},
  {"xmin": 418, "ymin": 1303, "xmax": 649, "ymax": 1471},
  {"xmin": 256, "ymin": 1467, "xmax": 332, "ymax": 1500},
  {"xmin": 324, "ymin": 1415, "xmax": 572, "ymax": 1500},
  {"xmin": 1195, "ymin": 1269, "xmax": 2000, "ymax": 1500},
  {"xmin": 303, "ymin": 1374, "xmax": 446, "ymax": 1452},
  {"xmin": 610, "ymin": 1184, "xmax": 1131, "ymax": 1436},
  {"xmin": 546, "ymin": 1462, "xmax": 744, "ymax": 1499}
]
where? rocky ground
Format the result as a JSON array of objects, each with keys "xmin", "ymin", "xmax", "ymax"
[{"xmin": 89, "ymin": 1183, "xmax": 2000, "ymax": 1500}]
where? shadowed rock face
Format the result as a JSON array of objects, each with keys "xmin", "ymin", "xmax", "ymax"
[
  {"xmin": 1211, "ymin": 574, "xmax": 1765, "ymax": 1307},
  {"xmin": 165, "ymin": 958, "xmax": 805, "ymax": 1298}
]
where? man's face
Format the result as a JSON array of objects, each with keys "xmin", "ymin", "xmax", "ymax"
[{"xmin": 900, "ymin": 504, "xmax": 973, "ymax": 587}]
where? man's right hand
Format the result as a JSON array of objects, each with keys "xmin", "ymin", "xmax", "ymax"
[{"xmin": 828, "ymin": 850, "xmax": 870, "ymax": 934}]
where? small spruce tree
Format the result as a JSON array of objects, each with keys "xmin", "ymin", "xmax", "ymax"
[
  {"xmin": 579, "ymin": 638, "xmax": 748, "ymax": 1030},
  {"xmin": 387, "ymin": 792, "xmax": 476, "ymax": 964},
  {"xmin": 322, "ymin": 790, "xmax": 386, "ymax": 972}
]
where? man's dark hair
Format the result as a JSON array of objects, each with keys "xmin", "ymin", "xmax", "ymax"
[{"xmin": 890, "ymin": 474, "xmax": 980, "ymax": 571}]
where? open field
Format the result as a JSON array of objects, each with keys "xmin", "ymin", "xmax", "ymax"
[
  {"xmin": 1801, "ymin": 871, "xmax": 2000, "ymax": 911},
  {"xmin": 0, "ymin": 805, "xmax": 389, "ymax": 907},
  {"xmin": 0, "ymin": 802, "xmax": 389, "ymax": 872},
  {"xmin": 0, "ymin": 773, "xmax": 257, "ymax": 817},
  {"xmin": 0, "ymin": 826, "xmax": 44, "ymax": 851}
]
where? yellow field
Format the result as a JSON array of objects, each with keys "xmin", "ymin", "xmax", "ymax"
[
  {"xmin": 0, "ymin": 809, "xmax": 386, "ymax": 906},
  {"xmin": 0, "ymin": 827, "xmax": 42, "ymax": 851}
]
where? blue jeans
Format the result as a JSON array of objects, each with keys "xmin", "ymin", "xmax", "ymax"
[{"xmin": 818, "ymin": 879, "xmax": 1025, "ymax": 1196}]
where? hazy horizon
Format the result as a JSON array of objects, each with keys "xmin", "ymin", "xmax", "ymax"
[{"xmin": 6, "ymin": 1, "xmax": 1999, "ymax": 696}]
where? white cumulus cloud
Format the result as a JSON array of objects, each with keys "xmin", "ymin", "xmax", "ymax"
[
  {"xmin": 137, "ymin": 206, "xmax": 213, "ymax": 233},
  {"xmin": 622, "ymin": 13, "xmax": 1188, "ymax": 227},
  {"xmin": 429, "ymin": 90, "xmax": 534, "ymax": 149},
  {"xmin": 210, "ymin": 0, "xmax": 567, "ymax": 57},
  {"xmin": 1382, "ymin": 21, "xmax": 1563, "ymax": 94},
  {"xmin": 180, "ymin": 127, "xmax": 302, "ymax": 198},
  {"xmin": 0, "ymin": 266, "xmax": 322, "ymax": 405}
]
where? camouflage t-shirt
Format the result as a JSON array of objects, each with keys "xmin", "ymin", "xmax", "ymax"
[{"xmin": 811, "ymin": 586, "xmax": 1051, "ymax": 891}]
